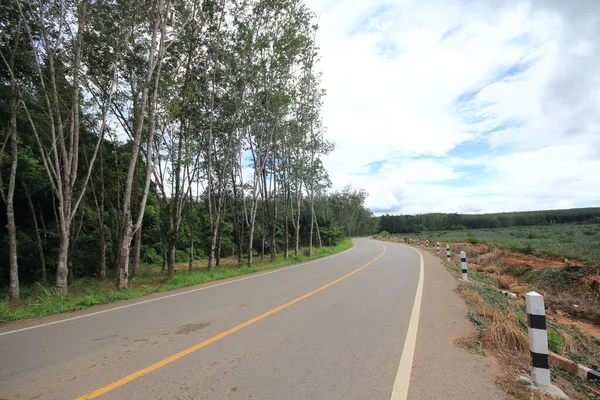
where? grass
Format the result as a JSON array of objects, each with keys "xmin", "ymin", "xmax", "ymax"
[
  {"xmin": 396, "ymin": 223, "xmax": 600, "ymax": 263},
  {"xmin": 0, "ymin": 239, "xmax": 353, "ymax": 323}
]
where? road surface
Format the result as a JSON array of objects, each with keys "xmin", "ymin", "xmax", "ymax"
[{"xmin": 0, "ymin": 238, "xmax": 505, "ymax": 399}]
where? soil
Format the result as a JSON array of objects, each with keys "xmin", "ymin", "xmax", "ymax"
[
  {"xmin": 502, "ymin": 253, "xmax": 565, "ymax": 269},
  {"xmin": 551, "ymin": 314, "xmax": 600, "ymax": 340}
]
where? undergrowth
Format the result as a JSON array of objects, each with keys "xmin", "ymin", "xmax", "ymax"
[{"xmin": 0, "ymin": 239, "xmax": 353, "ymax": 323}]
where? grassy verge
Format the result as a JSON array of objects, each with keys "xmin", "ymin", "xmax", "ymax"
[
  {"xmin": 444, "ymin": 259, "xmax": 600, "ymax": 398},
  {"xmin": 0, "ymin": 239, "xmax": 353, "ymax": 323},
  {"xmin": 453, "ymin": 269, "xmax": 600, "ymax": 399}
]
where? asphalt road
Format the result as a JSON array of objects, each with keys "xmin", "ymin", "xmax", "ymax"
[{"xmin": 0, "ymin": 239, "xmax": 505, "ymax": 400}]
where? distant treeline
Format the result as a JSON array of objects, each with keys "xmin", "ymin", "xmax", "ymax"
[{"xmin": 377, "ymin": 208, "xmax": 600, "ymax": 233}]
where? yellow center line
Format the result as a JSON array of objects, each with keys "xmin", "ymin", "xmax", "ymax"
[{"xmin": 76, "ymin": 243, "xmax": 387, "ymax": 400}]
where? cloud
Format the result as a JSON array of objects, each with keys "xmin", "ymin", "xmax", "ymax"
[{"xmin": 305, "ymin": 0, "xmax": 600, "ymax": 214}]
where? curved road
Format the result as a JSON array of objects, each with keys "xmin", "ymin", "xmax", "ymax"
[{"xmin": 0, "ymin": 239, "xmax": 504, "ymax": 399}]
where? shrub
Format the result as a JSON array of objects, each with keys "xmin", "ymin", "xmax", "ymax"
[
  {"xmin": 142, "ymin": 246, "xmax": 162, "ymax": 265},
  {"xmin": 467, "ymin": 231, "xmax": 479, "ymax": 245},
  {"xmin": 548, "ymin": 330, "xmax": 566, "ymax": 353},
  {"xmin": 175, "ymin": 249, "xmax": 188, "ymax": 263},
  {"xmin": 514, "ymin": 265, "xmax": 530, "ymax": 276},
  {"xmin": 495, "ymin": 274, "xmax": 517, "ymax": 290}
]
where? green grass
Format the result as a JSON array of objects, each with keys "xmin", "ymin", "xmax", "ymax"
[
  {"xmin": 0, "ymin": 239, "xmax": 353, "ymax": 323},
  {"xmin": 393, "ymin": 223, "xmax": 600, "ymax": 263}
]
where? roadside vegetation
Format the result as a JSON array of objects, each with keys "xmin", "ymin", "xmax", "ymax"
[
  {"xmin": 382, "ymin": 223, "xmax": 600, "ymax": 264},
  {"xmin": 0, "ymin": 239, "xmax": 353, "ymax": 323},
  {"xmin": 375, "ymin": 235, "xmax": 600, "ymax": 399},
  {"xmin": 0, "ymin": 0, "xmax": 377, "ymax": 305}
]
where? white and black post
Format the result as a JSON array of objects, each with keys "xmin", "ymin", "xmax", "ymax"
[
  {"xmin": 526, "ymin": 291, "xmax": 551, "ymax": 386},
  {"xmin": 436, "ymin": 241, "xmax": 440, "ymax": 255},
  {"xmin": 446, "ymin": 244, "xmax": 451, "ymax": 262},
  {"xmin": 460, "ymin": 251, "xmax": 468, "ymax": 281},
  {"xmin": 417, "ymin": 239, "xmax": 420, "ymax": 246},
  {"xmin": 426, "ymin": 240, "xmax": 429, "ymax": 247}
]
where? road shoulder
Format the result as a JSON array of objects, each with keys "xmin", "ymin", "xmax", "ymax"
[{"xmin": 405, "ymin": 245, "xmax": 506, "ymax": 399}]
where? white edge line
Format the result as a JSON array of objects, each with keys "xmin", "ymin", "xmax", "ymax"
[
  {"xmin": 390, "ymin": 243, "xmax": 425, "ymax": 400},
  {"xmin": 0, "ymin": 240, "xmax": 357, "ymax": 337}
]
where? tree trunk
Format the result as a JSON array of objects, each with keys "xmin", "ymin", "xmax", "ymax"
[
  {"xmin": 294, "ymin": 211, "xmax": 301, "ymax": 256},
  {"xmin": 132, "ymin": 227, "xmax": 142, "ymax": 277},
  {"xmin": 188, "ymin": 233, "xmax": 194, "ymax": 271},
  {"xmin": 118, "ymin": 6, "xmax": 164, "ymax": 289},
  {"xmin": 161, "ymin": 245, "xmax": 166, "ymax": 273},
  {"xmin": 3, "ymin": 55, "xmax": 19, "ymax": 301},
  {"xmin": 131, "ymin": 156, "xmax": 141, "ymax": 278},
  {"xmin": 284, "ymin": 212, "xmax": 289, "ymax": 259},
  {"xmin": 6, "ymin": 202, "xmax": 18, "ymax": 301},
  {"xmin": 208, "ymin": 228, "xmax": 217, "ymax": 270},
  {"xmin": 117, "ymin": 227, "xmax": 131, "ymax": 289},
  {"xmin": 247, "ymin": 223, "xmax": 254, "ymax": 267},
  {"xmin": 167, "ymin": 244, "xmax": 175, "ymax": 275},
  {"xmin": 215, "ymin": 207, "xmax": 223, "ymax": 267},
  {"xmin": 56, "ymin": 232, "xmax": 70, "ymax": 292},
  {"xmin": 270, "ymin": 196, "xmax": 277, "ymax": 262},
  {"xmin": 309, "ymin": 199, "xmax": 314, "ymax": 256}
]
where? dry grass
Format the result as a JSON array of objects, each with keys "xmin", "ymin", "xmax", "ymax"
[
  {"xmin": 482, "ymin": 318, "xmax": 529, "ymax": 355},
  {"xmin": 467, "ymin": 245, "xmax": 492, "ymax": 258},
  {"xmin": 439, "ymin": 240, "xmax": 600, "ymax": 399},
  {"xmin": 496, "ymin": 274, "xmax": 518, "ymax": 290},
  {"xmin": 484, "ymin": 265, "xmax": 501, "ymax": 274},
  {"xmin": 460, "ymin": 289, "xmax": 503, "ymax": 320},
  {"xmin": 470, "ymin": 263, "xmax": 483, "ymax": 272},
  {"xmin": 477, "ymin": 250, "xmax": 506, "ymax": 267}
]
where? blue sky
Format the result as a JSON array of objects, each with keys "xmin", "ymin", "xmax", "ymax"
[{"xmin": 305, "ymin": 0, "xmax": 600, "ymax": 215}]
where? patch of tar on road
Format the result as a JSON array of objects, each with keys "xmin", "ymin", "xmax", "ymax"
[
  {"xmin": 92, "ymin": 334, "xmax": 118, "ymax": 341},
  {"xmin": 176, "ymin": 322, "xmax": 211, "ymax": 334},
  {"xmin": 238, "ymin": 300, "xmax": 251, "ymax": 309}
]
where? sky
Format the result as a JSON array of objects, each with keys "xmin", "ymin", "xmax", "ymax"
[{"xmin": 304, "ymin": 0, "xmax": 600, "ymax": 215}]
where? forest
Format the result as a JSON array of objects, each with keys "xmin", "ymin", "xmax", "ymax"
[
  {"xmin": 377, "ymin": 207, "xmax": 600, "ymax": 234},
  {"xmin": 0, "ymin": 0, "xmax": 376, "ymax": 302}
]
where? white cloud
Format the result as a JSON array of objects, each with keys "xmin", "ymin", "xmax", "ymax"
[{"xmin": 305, "ymin": 0, "xmax": 600, "ymax": 214}]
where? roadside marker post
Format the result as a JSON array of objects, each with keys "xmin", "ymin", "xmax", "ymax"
[
  {"xmin": 526, "ymin": 292, "xmax": 551, "ymax": 386},
  {"xmin": 446, "ymin": 244, "xmax": 450, "ymax": 262},
  {"xmin": 417, "ymin": 239, "xmax": 420, "ymax": 246},
  {"xmin": 460, "ymin": 251, "xmax": 468, "ymax": 281},
  {"xmin": 426, "ymin": 240, "xmax": 429, "ymax": 248},
  {"xmin": 436, "ymin": 241, "xmax": 440, "ymax": 255}
]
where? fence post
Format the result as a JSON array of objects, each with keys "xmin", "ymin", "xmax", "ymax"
[
  {"xmin": 526, "ymin": 291, "xmax": 551, "ymax": 386},
  {"xmin": 460, "ymin": 251, "xmax": 468, "ymax": 281},
  {"xmin": 446, "ymin": 244, "xmax": 450, "ymax": 262},
  {"xmin": 436, "ymin": 241, "xmax": 440, "ymax": 255}
]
